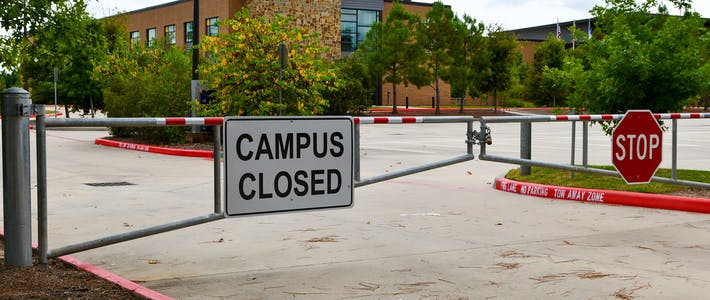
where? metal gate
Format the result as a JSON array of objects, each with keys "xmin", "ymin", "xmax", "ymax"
[{"xmin": 2, "ymin": 88, "xmax": 476, "ymax": 266}]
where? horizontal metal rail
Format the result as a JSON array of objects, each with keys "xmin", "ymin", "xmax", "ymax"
[
  {"xmin": 478, "ymin": 113, "xmax": 710, "ymax": 190},
  {"xmin": 355, "ymin": 154, "xmax": 474, "ymax": 188},
  {"xmin": 353, "ymin": 116, "xmax": 475, "ymax": 188},
  {"xmin": 482, "ymin": 112, "xmax": 710, "ymax": 124},
  {"xmin": 354, "ymin": 116, "xmax": 474, "ymax": 124},
  {"xmin": 39, "ymin": 115, "xmax": 476, "ymax": 261},
  {"xmin": 480, "ymin": 154, "xmax": 710, "ymax": 189},
  {"xmin": 37, "ymin": 117, "xmax": 224, "ymax": 262},
  {"xmin": 43, "ymin": 117, "xmax": 223, "ymax": 127},
  {"xmin": 47, "ymin": 213, "xmax": 225, "ymax": 259}
]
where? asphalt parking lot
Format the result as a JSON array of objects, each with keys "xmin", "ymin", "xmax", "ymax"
[{"xmin": 3, "ymin": 118, "xmax": 710, "ymax": 299}]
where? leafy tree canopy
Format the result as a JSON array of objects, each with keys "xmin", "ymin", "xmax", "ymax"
[
  {"xmin": 197, "ymin": 8, "xmax": 340, "ymax": 116},
  {"xmin": 20, "ymin": 1, "xmax": 116, "ymax": 115},
  {"xmin": 358, "ymin": 1, "xmax": 426, "ymax": 113},
  {"xmin": 1, "ymin": 0, "xmax": 86, "ymax": 71},
  {"xmin": 526, "ymin": 34, "xmax": 567, "ymax": 106},
  {"xmin": 416, "ymin": 1, "xmax": 456, "ymax": 113},
  {"xmin": 572, "ymin": 0, "xmax": 710, "ymax": 114},
  {"xmin": 479, "ymin": 26, "xmax": 518, "ymax": 111}
]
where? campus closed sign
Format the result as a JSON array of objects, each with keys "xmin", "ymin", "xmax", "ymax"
[{"xmin": 223, "ymin": 117, "xmax": 354, "ymax": 216}]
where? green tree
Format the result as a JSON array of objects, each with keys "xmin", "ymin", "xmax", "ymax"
[
  {"xmin": 197, "ymin": 9, "xmax": 340, "ymax": 116},
  {"xmin": 0, "ymin": 71, "xmax": 19, "ymax": 90},
  {"xmin": 1, "ymin": 0, "xmax": 85, "ymax": 71},
  {"xmin": 19, "ymin": 1, "xmax": 112, "ymax": 116},
  {"xmin": 526, "ymin": 33, "xmax": 567, "ymax": 106},
  {"xmin": 572, "ymin": 0, "xmax": 710, "ymax": 114},
  {"xmin": 358, "ymin": 1, "xmax": 426, "ymax": 114},
  {"xmin": 324, "ymin": 55, "xmax": 374, "ymax": 115},
  {"xmin": 417, "ymin": 1, "xmax": 456, "ymax": 114},
  {"xmin": 96, "ymin": 40, "xmax": 192, "ymax": 143},
  {"xmin": 447, "ymin": 15, "xmax": 488, "ymax": 112},
  {"xmin": 480, "ymin": 26, "xmax": 518, "ymax": 112}
]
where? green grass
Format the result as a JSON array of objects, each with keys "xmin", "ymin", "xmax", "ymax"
[{"xmin": 505, "ymin": 166, "xmax": 710, "ymax": 194}]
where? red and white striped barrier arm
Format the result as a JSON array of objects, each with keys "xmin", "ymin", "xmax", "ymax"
[
  {"xmin": 549, "ymin": 114, "xmax": 621, "ymax": 121},
  {"xmin": 654, "ymin": 113, "xmax": 710, "ymax": 119},
  {"xmin": 549, "ymin": 113, "xmax": 710, "ymax": 122},
  {"xmin": 354, "ymin": 117, "xmax": 424, "ymax": 124},
  {"xmin": 155, "ymin": 117, "xmax": 224, "ymax": 126}
]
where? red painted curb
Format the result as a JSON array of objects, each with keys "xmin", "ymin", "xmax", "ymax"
[
  {"xmin": 0, "ymin": 229, "xmax": 172, "ymax": 300},
  {"xmin": 495, "ymin": 177, "xmax": 710, "ymax": 214},
  {"xmin": 95, "ymin": 138, "xmax": 213, "ymax": 158}
]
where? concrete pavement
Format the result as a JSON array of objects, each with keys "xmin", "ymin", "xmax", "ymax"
[{"xmin": 3, "ymin": 119, "xmax": 710, "ymax": 299}]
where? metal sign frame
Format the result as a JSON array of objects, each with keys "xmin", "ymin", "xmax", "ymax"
[{"xmin": 223, "ymin": 116, "xmax": 354, "ymax": 217}]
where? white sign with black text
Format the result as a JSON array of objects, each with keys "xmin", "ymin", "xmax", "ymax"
[{"xmin": 224, "ymin": 117, "xmax": 354, "ymax": 216}]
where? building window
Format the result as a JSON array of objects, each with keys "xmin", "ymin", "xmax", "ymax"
[
  {"xmin": 341, "ymin": 9, "xmax": 380, "ymax": 52},
  {"xmin": 185, "ymin": 21, "xmax": 193, "ymax": 45},
  {"xmin": 206, "ymin": 17, "xmax": 218, "ymax": 37},
  {"xmin": 130, "ymin": 31, "xmax": 140, "ymax": 47},
  {"xmin": 146, "ymin": 28, "xmax": 157, "ymax": 46},
  {"xmin": 164, "ymin": 24, "xmax": 176, "ymax": 45}
]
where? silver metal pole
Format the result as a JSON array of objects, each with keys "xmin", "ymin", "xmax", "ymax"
[
  {"xmin": 190, "ymin": 80, "xmax": 200, "ymax": 133},
  {"xmin": 672, "ymin": 119, "xmax": 678, "ymax": 180},
  {"xmin": 1, "ymin": 88, "xmax": 33, "ymax": 267},
  {"xmin": 47, "ymin": 213, "xmax": 224, "ymax": 259},
  {"xmin": 213, "ymin": 126, "xmax": 222, "ymax": 214},
  {"xmin": 570, "ymin": 120, "xmax": 576, "ymax": 179},
  {"xmin": 467, "ymin": 120, "xmax": 474, "ymax": 156},
  {"xmin": 582, "ymin": 120, "xmax": 589, "ymax": 167},
  {"xmin": 53, "ymin": 68, "xmax": 58, "ymax": 118},
  {"xmin": 36, "ymin": 105, "xmax": 49, "ymax": 265},
  {"xmin": 355, "ymin": 154, "xmax": 474, "ymax": 188},
  {"xmin": 520, "ymin": 122, "xmax": 532, "ymax": 176},
  {"xmin": 354, "ymin": 123, "xmax": 361, "ymax": 182}
]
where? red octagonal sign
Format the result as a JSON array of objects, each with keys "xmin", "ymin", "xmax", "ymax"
[{"xmin": 612, "ymin": 110, "xmax": 663, "ymax": 184}]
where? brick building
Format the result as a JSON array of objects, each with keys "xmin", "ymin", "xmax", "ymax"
[{"xmin": 120, "ymin": 0, "xmax": 458, "ymax": 107}]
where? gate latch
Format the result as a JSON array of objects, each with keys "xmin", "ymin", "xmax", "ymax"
[{"xmin": 469, "ymin": 126, "xmax": 492, "ymax": 145}]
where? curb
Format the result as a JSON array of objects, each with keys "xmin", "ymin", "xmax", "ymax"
[
  {"xmin": 494, "ymin": 176, "xmax": 710, "ymax": 214},
  {"xmin": 0, "ymin": 230, "xmax": 172, "ymax": 300},
  {"xmin": 95, "ymin": 138, "xmax": 213, "ymax": 158}
]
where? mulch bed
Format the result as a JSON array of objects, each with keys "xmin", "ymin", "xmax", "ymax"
[{"xmin": 0, "ymin": 239, "xmax": 144, "ymax": 299}]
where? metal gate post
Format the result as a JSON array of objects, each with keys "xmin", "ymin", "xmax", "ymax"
[
  {"xmin": 582, "ymin": 121, "xmax": 589, "ymax": 167},
  {"xmin": 36, "ymin": 105, "xmax": 49, "ymax": 265},
  {"xmin": 213, "ymin": 125, "xmax": 222, "ymax": 214},
  {"xmin": 520, "ymin": 122, "xmax": 532, "ymax": 176},
  {"xmin": 570, "ymin": 119, "xmax": 576, "ymax": 179},
  {"xmin": 354, "ymin": 123, "xmax": 361, "ymax": 182},
  {"xmin": 1, "ymin": 88, "xmax": 33, "ymax": 267},
  {"xmin": 672, "ymin": 119, "xmax": 678, "ymax": 180}
]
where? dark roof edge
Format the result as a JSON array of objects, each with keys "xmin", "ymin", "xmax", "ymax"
[
  {"xmin": 384, "ymin": 0, "xmax": 436, "ymax": 8},
  {"xmin": 126, "ymin": 0, "xmax": 191, "ymax": 15},
  {"xmin": 510, "ymin": 17, "xmax": 597, "ymax": 32}
]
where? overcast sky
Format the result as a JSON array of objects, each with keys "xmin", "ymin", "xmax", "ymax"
[{"xmin": 87, "ymin": 0, "xmax": 710, "ymax": 30}]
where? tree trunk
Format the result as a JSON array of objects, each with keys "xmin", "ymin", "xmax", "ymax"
[
  {"xmin": 493, "ymin": 90, "xmax": 497, "ymax": 113},
  {"xmin": 392, "ymin": 82, "xmax": 398, "ymax": 114},
  {"xmin": 64, "ymin": 104, "xmax": 70, "ymax": 118},
  {"xmin": 391, "ymin": 64, "xmax": 398, "ymax": 114}
]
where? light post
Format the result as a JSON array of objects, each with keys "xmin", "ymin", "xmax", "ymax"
[{"xmin": 278, "ymin": 43, "xmax": 288, "ymax": 116}]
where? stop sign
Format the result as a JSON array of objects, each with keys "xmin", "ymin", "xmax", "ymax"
[{"xmin": 612, "ymin": 110, "xmax": 663, "ymax": 184}]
